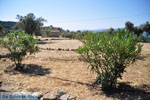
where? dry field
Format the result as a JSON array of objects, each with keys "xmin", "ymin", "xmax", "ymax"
[{"xmin": 0, "ymin": 38, "xmax": 150, "ymax": 100}]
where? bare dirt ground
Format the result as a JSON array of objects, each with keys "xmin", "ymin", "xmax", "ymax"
[{"xmin": 0, "ymin": 38, "xmax": 150, "ymax": 100}]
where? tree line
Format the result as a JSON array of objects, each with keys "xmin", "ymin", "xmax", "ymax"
[
  {"xmin": 0, "ymin": 13, "xmax": 150, "ymax": 38},
  {"xmin": 106, "ymin": 21, "xmax": 150, "ymax": 36}
]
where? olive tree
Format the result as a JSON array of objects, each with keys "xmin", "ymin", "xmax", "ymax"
[
  {"xmin": 0, "ymin": 25, "xmax": 4, "ymax": 36},
  {"xmin": 15, "ymin": 13, "xmax": 46, "ymax": 35},
  {"xmin": 141, "ymin": 21, "xmax": 150, "ymax": 36},
  {"xmin": 0, "ymin": 31, "xmax": 39, "ymax": 70},
  {"xmin": 45, "ymin": 29, "xmax": 51, "ymax": 36},
  {"xmin": 106, "ymin": 27, "xmax": 115, "ymax": 34},
  {"xmin": 125, "ymin": 21, "xmax": 134, "ymax": 33},
  {"xmin": 134, "ymin": 27, "xmax": 143, "ymax": 37},
  {"xmin": 77, "ymin": 29, "xmax": 142, "ymax": 88}
]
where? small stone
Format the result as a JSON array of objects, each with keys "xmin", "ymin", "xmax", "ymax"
[
  {"xmin": 43, "ymin": 92, "xmax": 56, "ymax": 100},
  {"xmin": 32, "ymin": 92, "xmax": 43, "ymax": 99},
  {"xmin": 0, "ymin": 80, "xmax": 2, "ymax": 87},
  {"xmin": 68, "ymin": 94, "xmax": 76, "ymax": 100},
  {"xmin": 65, "ymin": 49, "xmax": 69, "ymax": 51},
  {"xmin": 1, "ymin": 58, "xmax": 7, "ymax": 61},
  {"xmin": 40, "ymin": 97, "xmax": 44, "ymax": 100},
  {"xmin": 58, "ymin": 48, "xmax": 62, "ymax": 51},
  {"xmin": 0, "ymin": 71, "xmax": 3, "ymax": 75},
  {"xmin": 38, "ymin": 39, "xmax": 41, "ymax": 41},
  {"xmin": 56, "ymin": 90, "xmax": 66, "ymax": 99},
  {"xmin": 59, "ymin": 94, "xmax": 70, "ymax": 100},
  {"xmin": 71, "ymin": 49, "xmax": 76, "ymax": 51},
  {"xmin": 0, "ymin": 51, "xmax": 10, "ymax": 58},
  {"xmin": 27, "ymin": 86, "xmax": 30, "ymax": 89}
]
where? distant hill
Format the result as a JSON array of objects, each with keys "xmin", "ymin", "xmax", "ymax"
[
  {"xmin": 82, "ymin": 29, "xmax": 116, "ymax": 33},
  {"xmin": 0, "ymin": 21, "xmax": 17, "ymax": 30},
  {"xmin": 91, "ymin": 29, "xmax": 107, "ymax": 33},
  {"xmin": 80, "ymin": 29, "xmax": 107, "ymax": 33},
  {"xmin": 91, "ymin": 28, "xmax": 124, "ymax": 33}
]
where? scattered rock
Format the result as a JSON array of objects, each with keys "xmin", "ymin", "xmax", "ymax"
[
  {"xmin": 59, "ymin": 94, "xmax": 70, "ymax": 100},
  {"xmin": 45, "ymin": 48, "xmax": 75, "ymax": 51},
  {"xmin": 56, "ymin": 90, "xmax": 66, "ymax": 99},
  {"xmin": 0, "ymin": 51, "xmax": 10, "ymax": 58},
  {"xmin": 45, "ymin": 39, "xmax": 49, "ymax": 41},
  {"xmin": 71, "ymin": 49, "xmax": 76, "ymax": 51},
  {"xmin": 0, "ymin": 88, "xmax": 76, "ymax": 100},
  {"xmin": 1, "ymin": 58, "xmax": 7, "ymax": 61},
  {"xmin": 65, "ymin": 49, "xmax": 69, "ymax": 51},
  {"xmin": 0, "ymin": 80, "xmax": 2, "ymax": 87},
  {"xmin": 58, "ymin": 48, "xmax": 62, "ymax": 51},
  {"xmin": 51, "ymin": 48, "xmax": 54, "ymax": 50},
  {"xmin": 68, "ymin": 94, "xmax": 76, "ymax": 100},
  {"xmin": 43, "ymin": 92, "xmax": 57, "ymax": 100},
  {"xmin": 38, "ymin": 39, "xmax": 41, "ymax": 41},
  {"xmin": 32, "ymin": 92, "xmax": 43, "ymax": 99},
  {"xmin": 0, "ymin": 71, "xmax": 3, "ymax": 75},
  {"xmin": 40, "ymin": 97, "xmax": 44, "ymax": 100}
]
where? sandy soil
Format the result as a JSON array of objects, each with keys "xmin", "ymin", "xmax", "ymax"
[
  {"xmin": 38, "ymin": 39, "xmax": 83, "ymax": 50},
  {"xmin": 0, "ymin": 38, "xmax": 150, "ymax": 100}
]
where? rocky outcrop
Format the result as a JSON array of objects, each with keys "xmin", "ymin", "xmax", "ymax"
[
  {"xmin": 40, "ymin": 90, "xmax": 76, "ymax": 100},
  {"xmin": 42, "ymin": 92, "xmax": 56, "ymax": 100}
]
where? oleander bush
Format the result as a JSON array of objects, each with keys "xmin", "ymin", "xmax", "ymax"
[
  {"xmin": 76, "ymin": 31, "xmax": 93, "ymax": 43},
  {"xmin": 62, "ymin": 32, "xmax": 76, "ymax": 39},
  {"xmin": 76, "ymin": 29, "xmax": 142, "ymax": 88},
  {"xmin": 0, "ymin": 31, "xmax": 39, "ymax": 70}
]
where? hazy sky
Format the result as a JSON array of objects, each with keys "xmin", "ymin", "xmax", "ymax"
[{"xmin": 0, "ymin": 0, "xmax": 150, "ymax": 31}]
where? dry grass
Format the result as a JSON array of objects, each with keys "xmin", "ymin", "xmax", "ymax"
[{"xmin": 0, "ymin": 38, "xmax": 150, "ymax": 100}]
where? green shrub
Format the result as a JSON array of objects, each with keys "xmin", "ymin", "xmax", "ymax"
[
  {"xmin": 62, "ymin": 32, "xmax": 76, "ymax": 39},
  {"xmin": 45, "ymin": 29, "xmax": 51, "ymax": 36},
  {"xmin": 0, "ymin": 31, "xmax": 39, "ymax": 69},
  {"xmin": 76, "ymin": 29, "xmax": 142, "ymax": 88},
  {"xmin": 76, "ymin": 31, "xmax": 93, "ymax": 43},
  {"xmin": 75, "ymin": 33, "xmax": 83, "ymax": 40}
]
